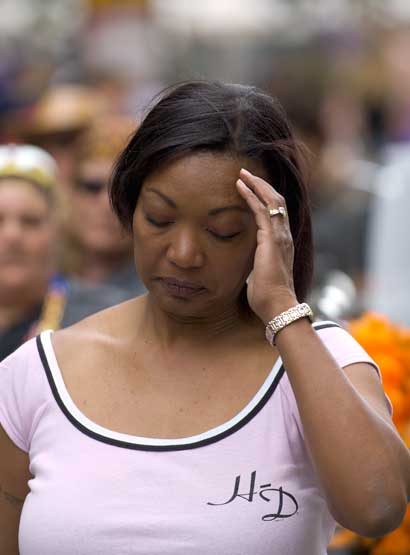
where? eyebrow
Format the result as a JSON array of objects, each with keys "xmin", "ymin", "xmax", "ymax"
[{"xmin": 145, "ymin": 187, "xmax": 250, "ymax": 216}]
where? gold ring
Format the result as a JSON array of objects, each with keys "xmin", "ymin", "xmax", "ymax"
[{"xmin": 268, "ymin": 206, "xmax": 286, "ymax": 217}]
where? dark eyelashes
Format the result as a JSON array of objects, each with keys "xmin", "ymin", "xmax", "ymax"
[
  {"xmin": 210, "ymin": 231, "xmax": 241, "ymax": 241},
  {"xmin": 144, "ymin": 215, "xmax": 241, "ymax": 241},
  {"xmin": 145, "ymin": 215, "xmax": 170, "ymax": 228}
]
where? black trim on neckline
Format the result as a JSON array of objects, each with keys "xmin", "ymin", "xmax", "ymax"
[
  {"xmin": 36, "ymin": 321, "xmax": 340, "ymax": 452},
  {"xmin": 36, "ymin": 334, "xmax": 284, "ymax": 452}
]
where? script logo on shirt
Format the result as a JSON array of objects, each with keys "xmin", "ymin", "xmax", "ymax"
[{"xmin": 207, "ymin": 470, "xmax": 298, "ymax": 522}]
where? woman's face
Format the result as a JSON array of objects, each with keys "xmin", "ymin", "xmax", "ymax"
[
  {"xmin": 132, "ymin": 152, "xmax": 267, "ymax": 320},
  {"xmin": 0, "ymin": 179, "xmax": 54, "ymax": 297}
]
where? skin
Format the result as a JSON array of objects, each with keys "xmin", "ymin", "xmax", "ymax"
[
  {"xmin": 236, "ymin": 167, "xmax": 410, "ymax": 535},
  {"xmin": 66, "ymin": 158, "xmax": 133, "ymax": 282},
  {"xmin": 0, "ymin": 178, "xmax": 52, "ymax": 554},
  {"xmin": 131, "ymin": 153, "xmax": 265, "ymax": 336},
  {"xmin": 0, "ymin": 425, "xmax": 31, "ymax": 555},
  {"xmin": 2, "ymin": 152, "xmax": 410, "ymax": 552},
  {"xmin": 0, "ymin": 179, "xmax": 54, "ymax": 331}
]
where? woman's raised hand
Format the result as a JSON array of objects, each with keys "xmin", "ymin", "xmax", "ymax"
[{"xmin": 236, "ymin": 168, "xmax": 297, "ymax": 324}]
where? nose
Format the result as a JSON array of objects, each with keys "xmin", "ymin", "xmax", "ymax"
[
  {"xmin": 97, "ymin": 188, "xmax": 114, "ymax": 213},
  {"xmin": 1, "ymin": 219, "xmax": 23, "ymax": 244},
  {"xmin": 166, "ymin": 226, "xmax": 205, "ymax": 270}
]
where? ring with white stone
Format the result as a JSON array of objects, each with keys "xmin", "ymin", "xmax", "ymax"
[{"xmin": 268, "ymin": 206, "xmax": 286, "ymax": 218}]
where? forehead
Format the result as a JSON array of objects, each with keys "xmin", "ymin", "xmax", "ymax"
[
  {"xmin": 0, "ymin": 178, "xmax": 50, "ymax": 212},
  {"xmin": 141, "ymin": 152, "xmax": 268, "ymax": 203},
  {"xmin": 77, "ymin": 158, "xmax": 112, "ymax": 178}
]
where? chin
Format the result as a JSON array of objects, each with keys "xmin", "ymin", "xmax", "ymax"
[
  {"xmin": 85, "ymin": 239, "xmax": 121, "ymax": 254},
  {"xmin": 1, "ymin": 268, "xmax": 30, "ymax": 285},
  {"xmin": 153, "ymin": 287, "xmax": 223, "ymax": 323}
]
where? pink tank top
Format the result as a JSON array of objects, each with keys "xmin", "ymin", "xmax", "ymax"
[{"xmin": 0, "ymin": 322, "xmax": 388, "ymax": 555}]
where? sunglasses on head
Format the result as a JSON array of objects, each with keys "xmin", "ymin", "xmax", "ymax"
[{"xmin": 75, "ymin": 178, "xmax": 107, "ymax": 194}]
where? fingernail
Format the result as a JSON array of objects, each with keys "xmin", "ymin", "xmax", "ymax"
[
  {"xmin": 240, "ymin": 168, "xmax": 252, "ymax": 176},
  {"xmin": 237, "ymin": 178, "xmax": 247, "ymax": 188}
]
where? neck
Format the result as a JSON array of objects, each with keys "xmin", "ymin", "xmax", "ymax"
[
  {"xmin": 138, "ymin": 293, "xmax": 262, "ymax": 351},
  {"xmin": 0, "ymin": 284, "xmax": 48, "ymax": 332}
]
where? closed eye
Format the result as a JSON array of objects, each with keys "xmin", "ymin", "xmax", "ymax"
[
  {"xmin": 145, "ymin": 215, "xmax": 173, "ymax": 228},
  {"xmin": 22, "ymin": 216, "xmax": 44, "ymax": 228},
  {"xmin": 145, "ymin": 215, "xmax": 241, "ymax": 240},
  {"xmin": 208, "ymin": 230, "xmax": 242, "ymax": 241}
]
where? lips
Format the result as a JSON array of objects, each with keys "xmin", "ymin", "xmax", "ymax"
[{"xmin": 158, "ymin": 277, "xmax": 206, "ymax": 298}]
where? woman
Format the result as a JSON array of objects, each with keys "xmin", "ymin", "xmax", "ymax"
[
  {"xmin": 1, "ymin": 82, "xmax": 409, "ymax": 555},
  {"xmin": 0, "ymin": 144, "xmax": 129, "ymax": 361}
]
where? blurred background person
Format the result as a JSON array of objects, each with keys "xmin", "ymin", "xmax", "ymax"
[
  {"xmin": 59, "ymin": 114, "xmax": 145, "ymax": 298},
  {"xmin": 360, "ymin": 26, "xmax": 410, "ymax": 327},
  {"xmin": 0, "ymin": 144, "xmax": 129, "ymax": 361},
  {"xmin": 365, "ymin": 145, "xmax": 410, "ymax": 327},
  {"xmin": 16, "ymin": 84, "xmax": 108, "ymax": 187},
  {"xmin": 285, "ymin": 83, "xmax": 375, "ymax": 305}
]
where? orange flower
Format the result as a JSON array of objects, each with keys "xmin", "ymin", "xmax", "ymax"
[
  {"xmin": 349, "ymin": 312, "xmax": 398, "ymax": 353},
  {"xmin": 375, "ymin": 353, "xmax": 405, "ymax": 389},
  {"xmin": 328, "ymin": 528, "xmax": 360, "ymax": 549},
  {"xmin": 401, "ymin": 506, "xmax": 410, "ymax": 533},
  {"xmin": 334, "ymin": 312, "xmax": 410, "ymax": 555},
  {"xmin": 372, "ymin": 527, "xmax": 410, "ymax": 554}
]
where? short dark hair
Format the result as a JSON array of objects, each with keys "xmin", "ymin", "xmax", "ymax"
[{"xmin": 110, "ymin": 80, "xmax": 313, "ymax": 300}]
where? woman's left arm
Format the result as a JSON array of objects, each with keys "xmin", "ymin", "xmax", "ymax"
[
  {"xmin": 236, "ymin": 168, "xmax": 410, "ymax": 538},
  {"xmin": 276, "ymin": 318, "xmax": 410, "ymax": 538}
]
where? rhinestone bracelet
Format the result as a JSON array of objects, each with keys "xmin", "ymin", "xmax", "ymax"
[{"xmin": 265, "ymin": 303, "xmax": 313, "ymax": 346}]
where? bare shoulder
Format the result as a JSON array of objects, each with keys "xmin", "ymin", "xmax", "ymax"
[
  {"xmin": 49, "ymin": 296, "xmax": 147, "ymax": 428},
  {"xmin": 52, "ymin": 296, "xmax": 145, "ymax": 363}
]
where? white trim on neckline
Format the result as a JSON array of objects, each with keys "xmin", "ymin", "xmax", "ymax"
[{"xmin": 40, "ymin": 329, "xmax": 284, "ymax": 448}]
